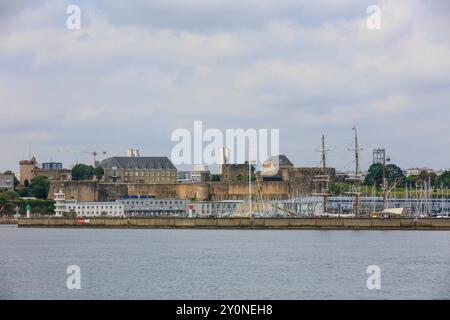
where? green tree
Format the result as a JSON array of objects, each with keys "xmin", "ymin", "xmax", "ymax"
[
  {"xmin": 364, "ymin": 163, "xmax": 404, "ymax": 187},
  {"xmin": 0, "ymin": 195, "xmax": 7, "ymax": 214},
  {"xmin": 413, "ymin": 170, "xmax": 438, "ymax": 186},
  {"xmin": 94, "ymin": 166, "xmax": 104, "ymax": 179},
  {"xmin": 211, "ymin": 174, "xmax": 221, "ymax": 182},
  {"xmin": 71, "ymin": 164, "xmax": 103, "ymax": 181},
  {"xmin": 437, "ymin": 171, "xmax": 450, "ymax": 188},
  {"xmin": 0, "ymin": 191, "xmax": 19, "ymax": 215},
  {"xmin": 29, "ymin": 176, "xmax": 50, "ymax": 199}
]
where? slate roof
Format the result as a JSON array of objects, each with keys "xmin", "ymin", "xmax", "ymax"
[
  {"xmin": 265, "ymin": 155, "xmax": 293, "ymax": 166},
  {"xmin": 100, "ymin": 157, "xmax": 176, "ymax": 170}
]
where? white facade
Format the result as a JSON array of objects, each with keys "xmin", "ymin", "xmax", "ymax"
[
  {"xmin": 406, "ymin": 167, "xmax": 435, "ymax": 177},
  {"xmin": 190, "ymin": 164, "xmax": 209, "ymax": 182},
  {"xmin": 53, "ymin": 191, "xmax": 124, "ymax": 217},
  {"xmin": 69, "ymin": 202, "xmax": 124, "ymax": 217},
  {"xmin": 118, "ymin": 198, "xmax": 188, "ymax": 216},
  {"xmin": 54, "ymin": 190, "xmax": 66, "ymax": 217}
]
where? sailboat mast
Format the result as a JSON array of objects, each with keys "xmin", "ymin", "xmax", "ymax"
[
  {"xmin": 321, "ymin": 135, "xmax": 328, "ymax": 214},
  {"xmin": 353, "ymin": 127, "xmax": 361, "ymax": 217}
]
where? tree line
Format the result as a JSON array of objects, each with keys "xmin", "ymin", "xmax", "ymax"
[{"xmin": 364, "ymin": 164, "xmax": 450, "ymax": 189}]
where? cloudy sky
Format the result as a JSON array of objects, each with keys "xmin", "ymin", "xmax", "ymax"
[{"xmin": 1, "ymin": 0, "xmax": 449, "ymax": 173}]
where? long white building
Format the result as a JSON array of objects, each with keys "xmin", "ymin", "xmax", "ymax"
[{"xmin": 54, "ymin": 191, "xmax": 124, "ymax": 217}]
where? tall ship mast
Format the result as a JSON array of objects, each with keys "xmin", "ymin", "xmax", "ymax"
[
  {"xmin": 346, "ymin": 127, "xmax": 363, "ymax": 217},
  {"xmin": 313, "ymin": 134, "xmax": 331, "ymax": 214}
]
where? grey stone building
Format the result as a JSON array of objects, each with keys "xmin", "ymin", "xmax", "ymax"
[
  {"xmin": 100, "ymin": 157, "xmax": 177, "ymax": 184},
  {"xmin": 0, "ymin": 174, "xmax": 14, "ymax": 191}
]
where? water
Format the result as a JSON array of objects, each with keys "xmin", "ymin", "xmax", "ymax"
[{"xmin": 0, "ymin": 225, "xmax": 449, "ymax": 300}]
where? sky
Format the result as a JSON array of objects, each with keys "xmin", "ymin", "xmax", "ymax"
[{"xmin": 0, "ymin": 0, "xmax": 449, "ymax": 173}]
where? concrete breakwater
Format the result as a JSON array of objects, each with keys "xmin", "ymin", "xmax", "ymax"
[
  {"xmin": 0, "ymin": 218, "xmax": 17, "ymax": 225},
  {"xmin": 17, "ymin": 217, "xmax": 450, "ymax": 230}
]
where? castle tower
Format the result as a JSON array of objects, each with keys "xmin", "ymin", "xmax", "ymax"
[{"xmin": 19, "ymin": 156, "xmax": 37, "ymax": 185}]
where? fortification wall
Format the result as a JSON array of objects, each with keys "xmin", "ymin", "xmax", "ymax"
[{"xmin": 50, "ymin": 179, "xmax": 305, "ymax": 202}]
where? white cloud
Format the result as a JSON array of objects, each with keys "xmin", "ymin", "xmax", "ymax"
[{"xmin": 0, "ymin": 0, "xmax": 449, "ymax": 172}]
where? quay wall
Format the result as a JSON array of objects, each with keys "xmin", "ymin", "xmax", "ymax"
[
  {"xmin": 0, "ymin": 218, "xmax": 17, "ymax": 224},
  {"xmin": 17, "ymin": 218, "xmax": 450, "ymax": 230}
]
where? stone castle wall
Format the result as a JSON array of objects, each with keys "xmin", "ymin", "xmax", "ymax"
[{"xmin": 50, "ymin": 180, "xmax": 296, "ymax": 201}]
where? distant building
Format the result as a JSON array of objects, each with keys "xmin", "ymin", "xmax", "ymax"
[
  {"xmin": 0, "ymin": 174, "xmax": 14, "ymax": 191},
  {"xmin": 190, "ymin": 164, "xmax": 210, "ymax": 183},
  {"xmin": 118, "ymin": 197, "xmax": 189, "ymax": 216},
  {"xmin": 54, "ymin": 190, "xmax": 124, "ymax": 217},
  {"xmin": 191, "ymin": 201, "xmax": 241, "ymax": 217},
  {"xmin": 100, "ymin": 156, "xmax": 177, "ymax": 184},
  {"xmin": 177, "ymin": 165, "xmax": 211, "ymax": 183},
  {"xmin": 42, "ymin": 162, "xmax": 63, "ymax": 170},
  {"xmin": 334, "ymin": 171, "xmax": 349, "ymax": 182},
  {"xmin": 19, "ymin": 157, "xmax": 71, "ymax": 185},
  {"xmin": 259, "ymin": 155, "xmax": 335, "ymax": 183},
  {"xmin": 436, "ymin": 168, "xmax": 450, "ymax": 176},
  {"xmin": 261, "ymin": 155, "xmax": 294, "ymax": 178},
  {"xmin": 406, "ymin": 167, "xmax": 435, "ymax": 177},
  {"xmin": 177, "ymin": 171, "xmax": 192, "ymax": 182}
]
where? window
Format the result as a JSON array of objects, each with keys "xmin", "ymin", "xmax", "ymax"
[
  {"xmin": 161, "ymin": 172, "xmax": 165, "ymax": 176},
  {"xmin": 125, "ymin": 171, "xmax": 128, "ymax": 176},
  {"xmin": 130, "ymin": 172, "xmax": 134, "ymax": 177}
]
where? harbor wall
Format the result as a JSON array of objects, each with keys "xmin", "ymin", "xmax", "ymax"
[
  {"xmin": 0, "ymin": 218, "xmax": 17, "ymax": 224},
  {"xmin": 17, "ymin": 218, "xmax": 450, "ymax": 230}
]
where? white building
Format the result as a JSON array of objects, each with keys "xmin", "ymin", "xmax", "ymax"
[
  {"xmin": 190, "ymin": 164, "xmax": 210, "ymax": 182},
  {"xmin": 54, "ymin": 190, "xmax": 66, "ymax": 217},
  {"xmin": 118, "ymin": 197, "xmax": 189, "ymax": 216},
  {"xmin": 54, "ymin": 191, "xmax": 124, "ymax": 217},
  {"xmin": 406, "ymin": 167, "xmax": 435, "ymax": 177}
]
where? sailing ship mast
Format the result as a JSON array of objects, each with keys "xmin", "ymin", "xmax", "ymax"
[
  {"xmin": 313, "ymin": 134, "xmax": 330, "ymax": 214},
  {"xmin": 346, "ymin": 127, "xmax": 363, "ymax": 217}
]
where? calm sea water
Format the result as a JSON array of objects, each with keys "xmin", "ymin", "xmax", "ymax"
[{"xmin": 0, "ymin": 225, "xmax": 449, "ymax": 300}]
